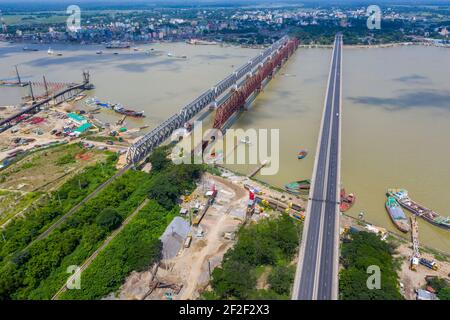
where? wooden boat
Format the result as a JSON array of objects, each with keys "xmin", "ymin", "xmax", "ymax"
[{"xmin": 284, "ymin": 179, "xmax": 311, "ymax": 194}]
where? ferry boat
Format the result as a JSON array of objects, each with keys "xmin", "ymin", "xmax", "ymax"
[
  {"xmin": 385, "ymin": 196, "xmax": 410, "ymax": 233},
  {"xmin": 284, "ymin": 180, "xmax": 311, "ymax": 194},
  {"xmin": 387, "ymin": 188, "xmax": 450, "ymax": 230},
  {"xmin": 340, "ymin": 189, "xmax": 355, "ymax": 212}
]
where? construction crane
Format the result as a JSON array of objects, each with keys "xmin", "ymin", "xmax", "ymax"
[{"xmin": 410, "ymin": 216, "xmax": 420, "ymax": 271}]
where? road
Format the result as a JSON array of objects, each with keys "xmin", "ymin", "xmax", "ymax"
[
  {"xmin": 292, "ymin": 34, "xmax": 343, "ymax": 300},
  {"xmin": 22, "ymin": 165, "xmax": 130, "ymax": 252},
  {"xmin": 52, "ymin": 198, "xmax": 149, "ymax": 300}
]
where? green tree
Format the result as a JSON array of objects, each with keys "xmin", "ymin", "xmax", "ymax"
[
  {"xmin": 148, "ymin": 147, "xmax": 170, "ymax": 172},
  {"xmin": 211, "ymin": 261, "xmax": 256, "ymax": 299},
  {"xmin": 95, "ymin": 208, "xmax": 123, "ymax": 231},
  {"xmin": 268, "ymin": 265, "xmax": 295, "ymax": 296}
]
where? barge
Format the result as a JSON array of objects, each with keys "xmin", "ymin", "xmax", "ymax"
[{"xmin": 387, "ymin": 189, "xmax": 450, "ymax": 230}]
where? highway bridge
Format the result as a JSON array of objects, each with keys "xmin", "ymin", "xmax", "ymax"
[
  {"xmin": 126, "ymin": 36, "xmax": 299, "ymax": 166},
  {"xmin": 292, "ymin": 34, "xmax": 343, "ymax": 300}
]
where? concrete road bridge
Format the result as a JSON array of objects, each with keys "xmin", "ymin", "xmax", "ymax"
[{"xmin": 292, "ymin": 34, "xmax": 343, "ymax": 300}]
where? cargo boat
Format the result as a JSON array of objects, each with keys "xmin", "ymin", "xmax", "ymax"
[
  {"xmin": 387, "ymin": 189, "xmax": 450, "ymax": 230},
  {"xmin": 340, "ymin": 189, "xmax": 355, "ymax": 212},
  {"xmin": 113, "ymin": 104, "xmax": 145, "ymax": 118},
  {"xmin": 284, "ymin": 179, "xmax": 311, "ymax": 194},
  {"xmin": 105, "ymin": 42, "xmax": 130, "ymax": 49},
  {"xmin": 385, "ymin": 196, "xmax": 410, "ymax": 233}
]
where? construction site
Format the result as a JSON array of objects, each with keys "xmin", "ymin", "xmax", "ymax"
[{"xmin": 106, "ymin": 169, "xmax": 306, "ymax": 300}]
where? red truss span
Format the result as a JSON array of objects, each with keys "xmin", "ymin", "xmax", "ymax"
[{"xmin": 213, "ymin": 38, "xmax": 299, "ymax": 129}]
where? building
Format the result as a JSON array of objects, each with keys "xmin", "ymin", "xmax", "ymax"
[{"xmin": 67, "ymin": 113, "xmax": 87, "ymax": 125}]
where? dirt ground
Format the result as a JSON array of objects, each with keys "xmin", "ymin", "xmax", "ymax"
[
  {"xmin": 117, "ymin": 172, "xmax": 249, "ymax": 300},
  {"xmin": 396, "ymin": 246, "xmax": 450, "ymax": 300},
  {"xmin": 0, "ymin": 143, "xmax": 107, "ymax": 192}
]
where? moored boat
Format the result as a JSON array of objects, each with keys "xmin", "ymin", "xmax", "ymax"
[
  {"xmin": 385, "ymin": 196, "xmax": 411, "ymax": 233},
  {"xmin": 340, "ymin": 189, "xmax": 355, "ymax": 212},
  {"xmin": 387, "ymin": 188, "xmax": 450, "ymax": 230},
  {"xmin": 113, "ymin": 104, "xmax": 145, "ymax": 118},
  {"xmin": 284, "ymin": 179, "xmax": 311, "ymax": 194}
]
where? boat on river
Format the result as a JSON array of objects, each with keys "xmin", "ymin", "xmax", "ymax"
[
  {"xmin": 284, "ymin": 179, "xmax": 311, "ymax": 194},
  {"xmin": 387, "ymin": 188, "xmax": 450, "ymax": 230},
  {"xmin": 297, "ymin": 149, "xmax": 308, "ymax": 159},
  {"xmin": 385, "ymin": 196, "xmax": 411, "ymax": 233},
  {"xmin": 340, "ymin": 189, "xmax": 355, "ymax": 212}
]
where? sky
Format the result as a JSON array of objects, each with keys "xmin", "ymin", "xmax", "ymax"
[{"xmin": 1, "ymin": 0, "xmax": 449, "ymax": 11}]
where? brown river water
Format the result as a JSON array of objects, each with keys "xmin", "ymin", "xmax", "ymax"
[{"xmin": 0, "ymin": 42, "xmax": 449, "ymax": 253}]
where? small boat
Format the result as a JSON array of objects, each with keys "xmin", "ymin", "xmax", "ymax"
[
  {"xmin": 297, "ymin": 149, "xmax": 308, "ymax": 159},
  {"xmin": 96, "ymin": 50, "xmax": 103, "ymax": 54},
  {"xmin": 23, "ymin": 47, "xmax": 38, "ymax": 52},
  {"xmin": 385, "ymin": 196, "xmax": 410, "ymax": 233},
  {"xmin": 47, "ymin": 48, "xmax": 54, "ymax": 55},
  {"xmin": 340, "ymin": 189, "xmax": 355, "ymax": 212},
  {"xmin": 284, "ymin": 179, "xmax": 311, "ymax": 194},
  {"xmin": 387, "ymin": 188, "xmax": 450, "ymax": 230}
]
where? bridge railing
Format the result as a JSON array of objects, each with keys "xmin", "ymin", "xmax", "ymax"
[{"xmin": 126, "ymin": 36, "xmax": 291, "ymax": 166}]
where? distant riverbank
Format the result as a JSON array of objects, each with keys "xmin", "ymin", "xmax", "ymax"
[{"xmin": 299, "ymin": 42, "xmax": 450, "ymax": 49}]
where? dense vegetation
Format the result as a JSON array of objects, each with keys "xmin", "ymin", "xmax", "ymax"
[
  {"xmin": 60, "ymin": 200, "xmax": 176, "ymax": 300},
  {"xmin": 0, "ymin": 169, "xmax": 153, "ymax": 300},
  {"xmin": 427, "ymin": 277, "xmax": 450, "ymax": 300},
  {"xmin": 290, "ymin": 19, "xmax": 409, "ymax": 45},
  {"xmin": 206, "ymin": 214, "xmax": 301, "ymax": 300},
  {"xmin": 0, "ymin": 153, "xmax": 118, "ymax": 263},
  {"xmin": 339, "ymin": 232, "xmax": 403, "ymax": 300},
  {"xmin": 0, "ymin": 145, "xmax": 204, "ymax": 300}
]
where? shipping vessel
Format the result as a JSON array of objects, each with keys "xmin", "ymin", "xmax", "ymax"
[
  {"xmin": 340, "ymin": 189, "xmax": 355, "ymax": 212},
  {"xmin": 23, "ymin": 47, "xmax": 38, "ymax": 52},
  {"xmin": 113, "ymin": 104, "xmax": 145, "ymax": 118},
  {"xmin": 387, "ymin": 189, "xmax": 450, "ymax": 230},
  {"xmin": 284, "ymin": 179, "xmax": 311, "ymax": 194},
  {"xmin": 105, "ymin": 41, "xmax": 131, "ymax": 49},
  {"xmin": 385, "ymin": 196, "xmax": 411, "ymax": 233}
]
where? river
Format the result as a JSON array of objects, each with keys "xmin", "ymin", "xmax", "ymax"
[{"xmin": 0, "ymin": 42, "xmax": 449, "ymax": 253}]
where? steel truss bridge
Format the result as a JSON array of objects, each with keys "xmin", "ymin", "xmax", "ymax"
[{"xmin": 126, "ymin": 36, "xmax": 299, "ymax": 166}]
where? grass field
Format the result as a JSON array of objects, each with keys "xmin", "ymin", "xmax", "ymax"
[
  {"xmin": 0, "ymin": 143, "xmax": 109, "ymax": 193},
  {"xmin": 0, "ymin": 190, "xmax": 42, "ymax": 226}
]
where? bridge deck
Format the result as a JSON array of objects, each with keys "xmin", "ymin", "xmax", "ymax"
[{"xmin": 293, "ymin": 34, "xmax": 343, "ymax": 300}]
